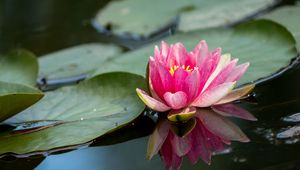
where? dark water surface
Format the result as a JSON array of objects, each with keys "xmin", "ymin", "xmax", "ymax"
[{"xmin": 1, "ymin": 0, "xmax": 300, "ymax": 170}]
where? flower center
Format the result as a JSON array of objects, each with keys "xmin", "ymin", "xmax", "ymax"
[{"xmin": 169, "ymin": 65, "xmax": 193, "ymax": 76}]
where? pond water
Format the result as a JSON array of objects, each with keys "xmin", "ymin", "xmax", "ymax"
[{"xmin": 1, "ymin": 0, "xmax": 300, "ymax": 170}]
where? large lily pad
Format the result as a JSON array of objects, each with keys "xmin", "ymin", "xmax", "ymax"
[
  {"xmin": 0, "ymin": 50, "xmax": 43, "ymax": 122},
  {"xmin": 0, "ymin": 72, "xmax": 146, "ymax": 156},
  {"xmin": 92, "ymin": 20, "xmax": 297, "ymax": 85},
  {"xmin": 261, "ymin": 2, "xmax": 300, "ymax": 49},
  {"xmin": 38, "ymin": 43, "xmax": 122, "ymax": 80},
  {"xmin": 94, "ymin": 0, "xmax": 277, "ymax": 37}
]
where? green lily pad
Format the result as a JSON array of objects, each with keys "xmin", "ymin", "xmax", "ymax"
[
  {"xmin": 0, "ymin": 50, "xmax": 38, "ymax": 86},
  {"xmin": 0, "ymin": 72, "xmax": 146, "ymax": 155},
  {"xmin": 38, "ymin": 43, "xmax": 122, "ymax": 80},
  {"xmin": 178, "ymin": 0, "xmax": 276, "ymax": 32},
  {"xmin": 93, "ymin": 20, "xmax": 298, "ymax": 86},
  {"xmin": 0, "ymin": 50, "xmax": 43, "ymax": 122},
  {"xmin": 261, "ymin": 2, "xmax": 300, "ymax": 49},
  {"xmin": 94, "ymin": 0, "xmax": 277, "ymax": 37}
]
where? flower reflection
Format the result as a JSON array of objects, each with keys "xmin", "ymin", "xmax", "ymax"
[{"xmin": 147, "ymin": 106, "xmax": 255, "ymax": 170}]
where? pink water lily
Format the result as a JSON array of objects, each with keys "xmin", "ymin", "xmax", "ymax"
[
  {"xmin": 147, "ymin": 108, "xmax": 254, "ymax": 170},
  {"xmin": 138, "ymin": 41, "xmax": 257, "ymax": 170},
  {"xmin": 136, "ymin": 40, "xmax": 254, "ymax": 121}
]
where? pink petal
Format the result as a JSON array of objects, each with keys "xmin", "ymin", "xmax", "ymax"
[
  {"xmin": 166, "ymin": 45, "xmax": 177, "ymax": 67},
  {"xmin": 208, "ymin": 47, "xmax": 222, "ymax": 74},
  {"xmin": 207, "ymin": 59, "xmax": 238, "ymax": 90},
  {"xmin": 225, "ymin": 62, "xmax": 249, "ymax": 82},
  {"xmin": 196, "ymin": 109, "xmax": 250, "ymax": 142},
  {"xmin": 149, "ymin": 58, "xmax": 166, "ymax": 99},
  {"xmin": 184, "ymin": 68, "xmax": 201, "ymax": 102},
  {"xmin": 161, "ymin": 134, "xmax": 183, "ymax": 170},
  {"xmin": 136, "ymin": 88, "xmax": 170, "ymax": 112},
  {"xmin": 171, "ymin": 133, "xmax": 192, "ymax": 157},
  {"xmin": 204, "ymin": 47, "xmax": 222, "ymax": 76},
  {"xmin": 148, "ymin": 77, "xmax": 164, "ymax": 102},
  {"xmin": 193, "ymin": 40, "xmax": 209, "ymax": 67},
  {"xmin": 156, "ymin": 60, "xmax": 174, "ymax": 92},
  {"xmin": 160, "ymin": 41, "xmax": 170, "ymax": 57},
  {"xmin": 192, "ymin": 82, "xmax": 236, "ymax": 107},
  {"xmin": 212, "ymin": 104, "xmax": 257, "ymax": 121},
  {"xmin": 199, "ymin": 121, "xmax": 225, "ymax": 153},
  {"xmin": 186, "ymin": 120, "xmax": 212, "ymax": 165},
  {"xmin": 171, "ymin": 42, "xmax": 188, "ymax": 66},
  {"xmin": 147, "ymin": 119, "xmax": 170, "ymax": 160},
  {"xmin": 211, "ymin": 47, "xmax": 222, "ymax": 57},
  {"xmin": 160, "ymin": 135, "xmax": 173, "ymax": 170},
  {"xmin": 164, "ymin": 91, "xmax": 188, "ymax": 110},
  {"xmin": 154, "ymin": 46, "xmax": 161, "ymax": 60},
  {"xmin": 215, "ymin": 84, "xmax": 255, "ymax": 105},
  {"xmin": 197, "ymin": 48, "xmax": 221, "ymax": 92},
  {"xmin": 201, "ymin": 53, "xmax": 231, "ymax": 92},
  {"xmin": 222, "ymin": 139, "xmax": 231, "ymax": 145},
  {"xmin": 173, "ymin": 67, "xmax": 189, "ymax": 92}
]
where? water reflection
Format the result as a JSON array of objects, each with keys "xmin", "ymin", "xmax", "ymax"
[
  {"xmin": 0, "ymin": 0, "xmax": 112, "ymax": 54},
  {"xmin": 147, "ymin": 107, "xmax": 255, "ymax": 170},
  {"xmin": 37, "ymin": 138, "xmax": 164, "ymax": 170},
  {"xmin": 16, "ymin": 97, "xmax": 300, "ymax": 170}
]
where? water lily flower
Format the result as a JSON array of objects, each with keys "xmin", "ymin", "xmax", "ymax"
[
  {"xmin": 136, "ymin": 40, "xmax": 255, "ymax": 121},
  {"xmin": 137, "ymin": 40, "xmax": 257, "ymax": 170},
  {"xmin": 147, "ymin": 108, "xmax": 253, "ymax": 170}
]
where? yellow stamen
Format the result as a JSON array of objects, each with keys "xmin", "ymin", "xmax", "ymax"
[
  {"xmin": 169, "ymin": 65, "xmax": 193, "ymax": 76},
  {"xmin": 185, "ymin": 65, "xmax": 193, "ymax": 72},
  {"xmin": 169, "ymin": 65, "xmax": 179, "ymax": 76}
]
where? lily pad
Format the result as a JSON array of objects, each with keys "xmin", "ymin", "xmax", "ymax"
[
  {"xmin": 178, "ymin": 0, "xmax": 277, "ymax": 32},
  {"xmin": 94, "ymin": 0, "xmax": 278, "ymax": 37},
  {"xmin": 0, "ymin": 72, "xmax": 146, "ymax": 156},
  {"xmin": 0, "ymin": 50, "xmax": 38, "ymax": 86},
  {"xmin": 0, "ymin": 50, "xmax": 43, "ymax": 122},
  {"xmin": 261, "ymin": 2, "xmax": 300, "ymax": 49},
  {"xmin": 93, "ymin": 20, "xmax": 298, "ymax": 86},
  {"xmin": 38, "ymin": 43, "xmax": 122, "ymax": 80}
]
